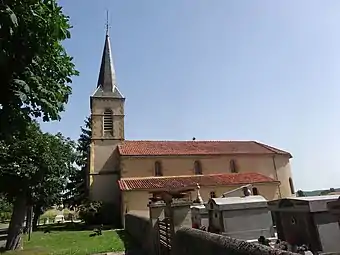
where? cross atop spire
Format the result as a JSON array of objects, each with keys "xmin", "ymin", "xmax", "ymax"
[
  {"xmin": 91, "ymin": 13, "xmax": 124, "ymax": 99},
  {"xmin": 105, "ymin": 10, "xmax": 110, "ymax": 35}
]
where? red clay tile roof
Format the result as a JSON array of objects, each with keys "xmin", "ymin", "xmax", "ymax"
[
  {"xmin": 118, "ymin": 140, "xmax": 292, "ymax": 157},
  {"xmin": 118, "ymin": 172, "xmax": 278, "ymax": 191}
]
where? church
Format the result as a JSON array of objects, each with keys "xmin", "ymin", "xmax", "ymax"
[{"xmin": 87, "ymin": 31, "xmax": 295, "ymax": 225}]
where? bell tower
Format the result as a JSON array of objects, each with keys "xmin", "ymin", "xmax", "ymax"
[
  {"xmin": 90, "ymin": 30, "xmax": 125, "ymax": 141},
  {"xmin": 88, "ymin": 19, "xmax": 125, "ymax": 225}
]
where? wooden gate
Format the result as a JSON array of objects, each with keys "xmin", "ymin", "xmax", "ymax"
[{"xmin": 158, "ymin": 217, "xmax": 173, "ymax": 255}]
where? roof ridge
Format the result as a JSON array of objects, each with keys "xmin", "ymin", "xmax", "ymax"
[
  {"xmin": 122, "ymin": 140, "xmax": 255, "ymax": 142},
  {"xmin": 118, "ymin": 140, "xmax": 292, "ymax": 157}
]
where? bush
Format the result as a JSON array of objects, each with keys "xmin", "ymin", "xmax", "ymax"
[
  {"xmin": 40, "ymin": 209, "xmax": 58, "ymax": 223},
  {"xmin": 63, "ymin": 209, "xmax": 77, "ymax": 221},
  {"xmin": 78, "ymin": 201, "xmax": 103, "ymax": 225},
  {"xmin": 78, "ymin": 201, "xmax": 121, "ymax": 226},
  {"xmin": 0, "ymin": 195, "xmax": 12, "ymax": 222},
  {"xmin": 0, "ymin": 211, "xmax": 12, "ymax": 222}
]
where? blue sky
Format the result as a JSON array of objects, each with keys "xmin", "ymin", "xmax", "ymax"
[{"xmin": 43, "ymin": 1, "xmax": 340, "ymax": 191}]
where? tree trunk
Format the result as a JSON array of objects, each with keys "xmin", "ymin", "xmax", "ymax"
[
  {"xmin": 5, "ymin": 193, "xmax": 27, "ymax": 250},
  {"xmin": 32, "ymin": 206, "xmax": 41, "ymax": 231},
  {"xmin": 26, "ymin": 206, "xmax": 33, "ymax": 241}
]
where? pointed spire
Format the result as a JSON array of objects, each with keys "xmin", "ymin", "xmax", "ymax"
[{"xmin": 92, "ymin": 12, "xmax": 123, "ymax": 98}]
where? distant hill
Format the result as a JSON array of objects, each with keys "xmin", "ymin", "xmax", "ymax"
[{"xmin": 298, "ymin": 188, "xmax": 340, "ymax": 197}]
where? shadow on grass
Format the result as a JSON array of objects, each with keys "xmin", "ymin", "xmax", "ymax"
[
  {"xmin": 116, "ymin": 229, "xmax": 147, "ymax": 255},
  {"xmin": 34, "ymin": 222, "xmax": 115, "ymax": 232}
]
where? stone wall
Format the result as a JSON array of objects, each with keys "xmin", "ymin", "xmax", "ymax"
[
  {"xmin": 124, "ymin": 214, "xmax": 158, "ymax": 255},
  {"xmin": 125, "ymin": 213, "xmax": 298, "ymax": 255},
  {"xmin": 172, "ymin": 227, "xmax": 297, "ymax": 255}
]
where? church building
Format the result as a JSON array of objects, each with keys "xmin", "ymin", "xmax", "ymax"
[{"xmin": 88, "ymin": 31, "xmax": 295, "ymax": 225}]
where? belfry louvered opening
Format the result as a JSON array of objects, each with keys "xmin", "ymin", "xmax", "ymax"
[{"xmin": 103, "ymin": 109, "xmax": 113, "ymax": 135}]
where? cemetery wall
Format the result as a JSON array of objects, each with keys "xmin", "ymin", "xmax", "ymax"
[
  {"xmin": 172, "ymin": 227, "xmax": 298, "ymax": 255},
  {"xmin": 124, "ymin": 213, "xmax": 298, "ymax": 255},
  {"xmin": 124, "ymin": 213, "xmax": 158, "ymax": 255}
]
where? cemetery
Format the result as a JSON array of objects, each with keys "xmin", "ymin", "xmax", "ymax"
[
  {"xmin": 122, "ymin": 184, "xmax": 340, "ymax": 255},
  {"xmin": 0, "ymin": 1, "xmax": 338, "ymax": 255}
]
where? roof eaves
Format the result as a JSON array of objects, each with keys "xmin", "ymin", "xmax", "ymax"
[{"xmin": 253, "ymin": 141, "xmax": 293, "ymax": 158}]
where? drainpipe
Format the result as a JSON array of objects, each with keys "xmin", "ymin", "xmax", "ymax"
[{"xmin": 272, "ymin": 156, "xmax": 282, "ymax": 198}]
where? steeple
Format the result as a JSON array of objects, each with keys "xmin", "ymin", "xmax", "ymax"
[{"xmin": 92, "ymin": 15, "xmax": 123, "ymax": 98}]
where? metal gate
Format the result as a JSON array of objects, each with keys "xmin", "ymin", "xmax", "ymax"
[{"xmin": 158, "ymin": 217, "xmax": 172, "ymax": 255}]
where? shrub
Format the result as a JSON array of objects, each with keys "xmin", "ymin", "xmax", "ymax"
[
  {"xmin": 78, "ymin": 201, "xmax": 103, "ymax": 225},
  {"xmin": 77, "ymin": 201, "xmax": 120, "ymax": 226},
  {"xmin": 40, "ymin": 209, "xmax": 58, "ymax": 223},
  {"xmin": 0, "ymin": 211, "xmax": 12, "ymax": 222},
  {"xmin": 0, "ymin": 195, "xmax": 12, "ymax": 222}
]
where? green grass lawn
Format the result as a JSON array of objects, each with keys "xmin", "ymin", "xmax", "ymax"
[{"xmin": 1, "ymin": 223, "xmax": 126, "ymax": 255}]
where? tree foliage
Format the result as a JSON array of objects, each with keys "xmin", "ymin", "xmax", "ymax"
[
  {"xmin": 64, "ymin": 116, "xmax": 91, "ymax": 207},
  {"xmin": 0, "ymin": 122, "xmax": 77, "ymax": 249},
  {"xmin": 78, "ymin": 201, "xmax": 103, "ymax": 225},
  {"xmin": 0, "ymin": 0, "xmax": 79, "ymax": 250},
  {"xmin": 296, "ymin": 190, "xmax": 305, "ymax": 197},
  {"xmin": 0, "ymin": 0, "xmax": 78, "ymax": 138},
  {"xmin": 0, "ymin": 124, "xmax": 76, "ymax": 197}
]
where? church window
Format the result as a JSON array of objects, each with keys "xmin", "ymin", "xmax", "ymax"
[
  {"xmin": 210, "ymin": 191, "xmax": 217, "ymax": 198},
  {"xmin": 155, "ymin": 161, "xmax": 163, "ymax": 176},
  {"xmin": 194, "ymin": 161, "xmax": 202, "ymax": 175},
  {"xmin": 252, "ymin": 187, "xmax": 259, "ymax": 195},
  {"xmin": 289, "ymin": 177, "xmax": 295, "ymax": 194},
  {"xmin": 103, "ymin": 109, "xmax": 113, "ymax": 135},
  {"xmin": 230, "ymin": 159, "xmax": 238, "ymax": 173}
]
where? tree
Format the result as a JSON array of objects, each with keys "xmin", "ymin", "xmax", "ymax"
[
  {"xmin": 0, "ymin": 0, "xmax": 78, "ymax": 250},
  {"xmin": 320, "ymin": 190, "xmax": 330, "ymax": 196},
  {"xmin": 31, "ymin": 144, "xmax": 78, "ymax": 231},
  {"xmin": 64, "ymin": 116, "xmax": 91, "ymax": 208},
  {"xmin": 296, "ymin": 190, "xmax": 305, "ymax": 197},
  {"xmin": 0, "ymin": 123, "xmax": 77, "ymax": 250},
  {"xmin": 0, "ymin": 0, "xmax": 78, "ymax": 139}
]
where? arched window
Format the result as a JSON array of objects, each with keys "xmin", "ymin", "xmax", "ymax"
[
  {"xmin": 103, "ymin": 109, "xmax": 113, "ymax": 136},
  {"xmin": 230, "ymin": 160, "xmax": 238, "ymax": 173},
  {"xmin": 289, "ymin": 177, "xmax": 295, "ymax": 194},
  {"xmin": 155, "ymin": 161, "xmax": 163, "ymax": 176},
  {"xmin": 252, "ymin": 187, "xmax": 259, "ymax": 195},
  {"xmin": 194, "ymin": 161, "xmax": 202, "ymax": 175}
]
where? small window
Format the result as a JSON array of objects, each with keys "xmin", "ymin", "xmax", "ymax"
[
  {"xmin": 103, "ymin": 109, "xmax": 113, "ymax": 135},
  {"xmin": 252, "ymin": 187, "xmax": 259, "ymax": 195},
  {"xmin": 194, "ymin": 161, "xmax": 202, "ymax": 175},
  {"xmin": 230, "ymin": 160, "xmax": 238, "ymax": 173},
  {"xmin": 155, "ymin": 161, "xmax": 163, "ymax": 176},
  {"xmin": 210, "ymin": 191, "xmax": 216, "ymax": 198},
  {"xmin": 289, "ymin": 177, "xmax": 295, "ymax": 194}
]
